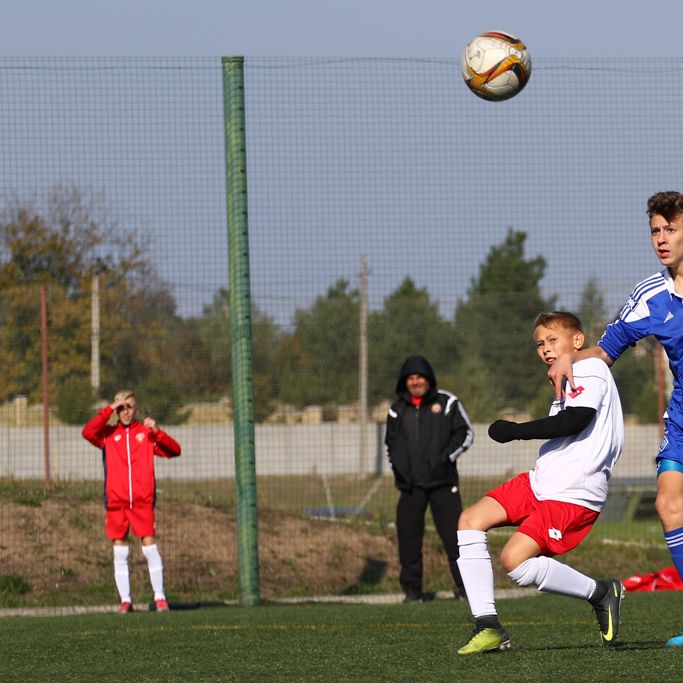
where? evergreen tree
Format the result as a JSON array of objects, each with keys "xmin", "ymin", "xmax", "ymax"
[
  {"xmin": 277, "ymin": 279, "xmax": 359, "ymax": 408},
  {"xmin": 577, "ymin": 277, "xmax": 607, "ymax": 346},
  {"xmin": 189, "ymin": 287, "xmax": 281, "ymax": 421},
  {"xmin": 453, "ymin": 229, "xmax": 556, "ymax": 420},
  {"xmin": 575, "ymin": 277, "xmax": 658, "ymax": 423},
  {"xmin": 368, "ymin": 277, "xmax": 456, "ymax": 405}
]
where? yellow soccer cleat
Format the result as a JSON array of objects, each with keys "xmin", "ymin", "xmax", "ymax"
[{"xmin": 457, "ymin": 626, "xmax": 511, "ymax": 656}]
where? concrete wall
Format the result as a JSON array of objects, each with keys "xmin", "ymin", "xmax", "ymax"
[{"xmin": 0, "ymin": 423, "xmax": 661, "ymax": 482}]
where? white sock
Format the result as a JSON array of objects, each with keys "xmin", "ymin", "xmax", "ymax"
[
  {"xmin": 142, "ymin": 544, "xmax": 165, "ymax": 601},
  {"xmin": 508, "ymin": 556, "xmax": 596, "ymax": 600},
  {"xmin": 457, "ymin": 530, "xmax": 497, "ymax": 618},
  {"xmin": 113, "ymin": 545, "xmax": 131, "ymax": 603}
]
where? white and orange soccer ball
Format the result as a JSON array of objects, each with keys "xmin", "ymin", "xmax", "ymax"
[{"xmin": 460, "ymin": 31, "xmax": 532, "ymax": 101}]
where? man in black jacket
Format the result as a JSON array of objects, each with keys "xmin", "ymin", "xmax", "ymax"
[{"xmin": 385, "ymin": 355, "xmax": 473, "ymax": 602}]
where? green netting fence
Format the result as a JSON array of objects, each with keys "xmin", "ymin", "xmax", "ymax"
[{"xmin": 0, "ymin": 56, "xmax": 680, "ymax": 606}]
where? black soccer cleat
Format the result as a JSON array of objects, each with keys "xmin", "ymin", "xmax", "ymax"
[{"xmin": 590, "ymin": 579, "xmax": 624, "ymax": 647}]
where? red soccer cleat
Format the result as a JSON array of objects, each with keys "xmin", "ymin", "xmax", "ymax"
[
  {"xmin": 154, "ymin": 598, "xmax": 170, "ymax": 612},
  {"xmin": 118, "ymin": 601, "xmax": 133, "ymax": 614}
]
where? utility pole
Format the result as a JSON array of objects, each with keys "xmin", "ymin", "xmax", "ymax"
[
  {"xmin": 91, "ymin": 270, "xmax": 101, "ymax": 395},
  {"xmin": 90, "ymin": 259, "xmax": 106, "ymax": 398},
  {"xmin": 40, "ymin": 286, "xmax": 51, "ymax": 488},
  {"xmin": 359, "ymin": 255, "xmax": 368, "ymax": 474}
]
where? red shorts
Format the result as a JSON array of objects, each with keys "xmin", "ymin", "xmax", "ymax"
[
  {"xmin": 485, "ymin": 472, "xmax": 599, "ymax": 556},
  {"xmin": 105, "ymin": 507, "xmax": 156, "ymax": 541}
]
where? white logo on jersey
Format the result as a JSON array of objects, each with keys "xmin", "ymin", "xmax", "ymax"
[
  {"xmin": 114, "ymin": 434, "xmax": 121, "ymax": 442},
  {"xmin": 623, "ymin": 296, "xmax": 637, "ymax": 314},
  {"xmin": 548, "ymin": 528, "xmax": 563, "ymax": 541},
  {"xmin": 136, "ymin": 433, "xmax": 145, "ymax": 442},
  {"xmin": 665, "ymin": 311, "xmax": 674, "ymax": 323}
]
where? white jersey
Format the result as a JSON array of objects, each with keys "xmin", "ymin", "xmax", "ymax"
[{"xmin": 529, "ymin": 357, "xmax": 624, "ymax": 512}]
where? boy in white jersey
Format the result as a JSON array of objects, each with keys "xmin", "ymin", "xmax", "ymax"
[{"xmin": 456, "ymin": 312, "xmax": 625, "ymax": 655}]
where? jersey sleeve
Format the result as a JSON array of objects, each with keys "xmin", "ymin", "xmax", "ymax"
[
  {"xmin": 442, "ymin": 394, "xmax": 474, "ymax": 462},
  {"xmin": 597, "ymin": 287, "xmax": 652, "ymax": 362},
  {"xmin": 385, "ymin": 403, "xmax": 399, "ymax": 451},
  {"xmin": 152, "ymin": 429, "xmax": 182, "ymax": 458},
  {"xmin": 81, "ymin": 406, "xmax": 114, "ymax": 448},
  {"xmin": 564, "ymin": 358, "xmax": 608, "ymax": 411}
]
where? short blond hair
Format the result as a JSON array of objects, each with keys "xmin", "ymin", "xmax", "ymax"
[
  {"xmin": 532, "ymin": 311, "xmax": 583, "ymax": 335},
  {"xmin": 114, "ymin": 390, "xmax": 136, "ymax": 403}
]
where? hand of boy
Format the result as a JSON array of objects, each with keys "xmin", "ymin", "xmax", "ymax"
[
  {"xmin": 143, "ymin": 417, "xmax": 159, "ymax": 434},
  {"xmin": 488, "ymin": 420, "xmax": 517, "ymax": 443}
]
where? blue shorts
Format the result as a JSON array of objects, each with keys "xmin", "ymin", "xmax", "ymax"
[
  {"xmin": 657, "ymin": 420, "xmax": 683, "ymax": 467},
  {"xmin": 657, "ymin": 459, "xmax": 683, "ymax": 476}
]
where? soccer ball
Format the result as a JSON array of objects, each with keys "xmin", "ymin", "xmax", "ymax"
[{"xmin": 460, "ymin": 31, "xmax": 532, "ymax": 101}]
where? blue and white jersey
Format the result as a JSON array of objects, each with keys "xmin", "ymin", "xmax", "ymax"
[{"xmin": 599, "ymin": 268, "xmax": 683, "ymax": 430}]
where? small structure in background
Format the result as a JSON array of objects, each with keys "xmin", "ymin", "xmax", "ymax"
[{"xmin": 14, "ymin": 395, "xmax": 27, "ymax": 427}]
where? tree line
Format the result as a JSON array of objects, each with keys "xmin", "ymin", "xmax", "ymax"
[{"xmin": 0, "ymin": 187, "xmax": 659, "ymax": 425}]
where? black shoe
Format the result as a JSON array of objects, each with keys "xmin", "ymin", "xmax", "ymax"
[
  {"xmin": 590, "ymin": 579, "xmax": 624, "ymax": 647},
  {"xmin": 403, "ymin": 590, "xmax": 436, "ymax": 603},
  {"xmin": 403, "ymin": 590, "xmax": 424, "ymax": 603}
]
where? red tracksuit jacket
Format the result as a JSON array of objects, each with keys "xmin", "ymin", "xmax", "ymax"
[{"xmin": 82, "ymin": 406, "xmax": 181, "ymax": 509}]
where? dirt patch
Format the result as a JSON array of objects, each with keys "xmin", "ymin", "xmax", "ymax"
[
  {"xmin": 1, "ymin": 496, "xmax": 671, "ymax": 608},
  {"xmin": 0, "ymin": 498, "xmax": 461, "ymax": 606}
]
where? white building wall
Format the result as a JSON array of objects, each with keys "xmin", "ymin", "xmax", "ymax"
[{"xmin": 0, "ymin": 423, "xmax": 661, "ymax": 481}]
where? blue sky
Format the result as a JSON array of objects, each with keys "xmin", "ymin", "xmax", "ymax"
[
  {"xmin": 3, "ymin": 0, "xmax": 683, "ymax": 59},
  {"xmin": 3, "ymin": 2, "xmax": 683, "ymax": 325}
]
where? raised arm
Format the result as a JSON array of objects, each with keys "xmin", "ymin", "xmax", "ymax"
[
  {"xmin": 547, "ymin": 346, "xmax": 612, "ymax": 399},
  {"xmin": 81, "ymin": 405, "xmax": 114, "ymax": 447}
]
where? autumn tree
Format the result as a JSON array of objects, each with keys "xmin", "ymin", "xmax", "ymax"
[{"xmin": 0, "ymin": 186, "xmax": 195, "ymax": 423}]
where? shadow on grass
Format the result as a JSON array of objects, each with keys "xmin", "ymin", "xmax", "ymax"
[
  {"xmin": 155, "ymin": 600, "xmax": 230, "ymax": 612},
  {"xmin": 342, "ymin": 558, "xmax": 389, "ymax": 596},
  {"xmin": 607, "ymin": 640, "xmax": 672, "ymax": 651},
  {"xmin": 513, "ymin": 640, "xmax": 667, "ymax": 653}
]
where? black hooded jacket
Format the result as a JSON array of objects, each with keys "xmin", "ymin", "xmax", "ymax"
[{"xmin": 385, "ymin": 356, "xmax": 473, "ymax": 491}]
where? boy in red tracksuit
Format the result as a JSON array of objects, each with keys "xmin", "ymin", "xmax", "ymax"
[{"xmin": 82, "ymin": 389, "xmax": 181, "ymax": 613}]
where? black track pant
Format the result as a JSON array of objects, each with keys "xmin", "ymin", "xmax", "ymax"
[{"xmin": 396, "ymin": 484, "xmax": 464, "ymax": 595}]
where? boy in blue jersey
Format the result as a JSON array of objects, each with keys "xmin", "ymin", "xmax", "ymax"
[{"xmin": 549, "ymin": 191, "xmax": 683, "ymax": 647}]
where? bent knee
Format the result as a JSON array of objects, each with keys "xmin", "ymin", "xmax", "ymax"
[
  {"xmin": 458, "ymin": 507, "xmax": 485, "ymax": 531},
  {"xmin": 499, "ymin": 546, "xmax": 525, "ymax": 573},
  {"xmin": 458, "ymin": 498, "xmax": 505, "ymax": 531}
]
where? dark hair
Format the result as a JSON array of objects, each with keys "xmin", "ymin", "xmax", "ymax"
[
  {"xmin": 533, "ymin": 311, "xmax": 583, "ymax": 334},
  {"xmin": 647, "ymin": 191, "xmax": 683, "ymax": 221}
]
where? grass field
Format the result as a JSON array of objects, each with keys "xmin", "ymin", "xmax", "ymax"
[{"xmin": 3, "ymin": 592, "xmax": 683, "ymax": 682}]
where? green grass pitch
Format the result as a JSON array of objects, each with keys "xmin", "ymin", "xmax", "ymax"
[{"xmin": 2, "ymin": 592, "xmax": 683, "ymax": 682}]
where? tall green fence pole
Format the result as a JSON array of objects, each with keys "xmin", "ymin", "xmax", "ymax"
[{"xmin": 222, "ymin": 56, "xmax": 259, "ymax": 606}]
